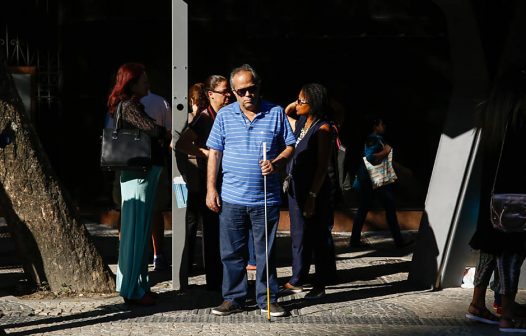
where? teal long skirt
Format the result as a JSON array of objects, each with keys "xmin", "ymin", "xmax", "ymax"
[{"xmin": 116, "ymin": 165, "xmax": 162, "ymax": 300}]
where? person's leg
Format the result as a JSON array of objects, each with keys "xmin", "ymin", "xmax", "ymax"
[
  {"xmin": 497, "ymin": 250, "xmax": 526, "ymax": 329},
  {"xmin": 325, "ymin": 209, "xmax": 337, "ymax": 283},
  {"xmin": 151, "ymin": 167, "xmax": 171, "ymax": 269},
  {"xmin": 311, "ymin": 200, "xmax": 335, "ymax": 289},
  {"xmin": 466, "ymin": 252, "xmax": 498, "ymax": 324},
  {"xmin": 247, "ymin": 228, "xmax": 257, "ymax": 269},
  {"xmin": 117, "ymin": 166, "xmax": 161, "ymax": 300},
  {"xmin": 202, "ymin": 201, "xmax": 222, "ymax": 290},
  {"xmin": 350, "ymin": 183, "xmax": 372, "ymax": 245},
  {"xmin": 305, "ymin": 222, "xmax": 325, "ymax": 290},
  {"xmin": 151, "ymin": 211, "xmax": 163, "ymax": 256},
  {"xmin": 471, "ymin": 252, "xmax": 496, "ymax": 307},
  {"xmin": 218, "ymin": 202, "xmax": 249, "ymax": 307},
  {"xmin": 288, "ymin": 195, "xmax": 307, "ymax": 286},
  {"xmin": 491, "ymin": 270, "xmax": 501, "ymax": 307},
  {"xmin": 379, "ymin": 184, "xmax": 404, "ymax": 246},
  {"xmin": 185, "ymin": 191, "xmax": 200, "ymax": 273},
  {"xmin": 250, "ymin": 205, "xmax": 280, "ymax": 308}
]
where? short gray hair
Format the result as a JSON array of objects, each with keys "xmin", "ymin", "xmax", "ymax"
[{"xmin": 229, "ymin": 64, "xmax": 261, "ymax": 89}]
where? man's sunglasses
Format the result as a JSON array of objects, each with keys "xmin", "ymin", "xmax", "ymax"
[{"xmin": 233, "ymin": 85, "xmax": 258, "ymax": 97}]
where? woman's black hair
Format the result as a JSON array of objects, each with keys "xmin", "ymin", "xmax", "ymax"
[
  {"xmin": 478, "ymin": 66, "xmax": 526, "ymax": 149},
  {"xmin": 205, "ymin": 75, "xmax": 228, "ymax": 92},
  {"xmin": 301, "ymin": 83, "xmax": 332, "ymax": 120}
]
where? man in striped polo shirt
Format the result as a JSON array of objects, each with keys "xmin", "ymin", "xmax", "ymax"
[{"xmin": 206, "ymin": 64, "xmax": 295, "ymax": 317}]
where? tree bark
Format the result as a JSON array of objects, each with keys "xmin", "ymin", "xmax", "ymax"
[{"xmin": 0, "ymin": 54, "xmax": 115, "ymax": 293}]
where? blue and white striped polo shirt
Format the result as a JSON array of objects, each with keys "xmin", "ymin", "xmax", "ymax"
[{"xmin": 206, "ymin": 100, "xmax": 295, "ymax": 206}]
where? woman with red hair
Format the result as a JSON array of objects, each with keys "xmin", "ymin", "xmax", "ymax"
[{"xmin": 108, "ymin": 63, "xmax": 167, "ymax": 306}]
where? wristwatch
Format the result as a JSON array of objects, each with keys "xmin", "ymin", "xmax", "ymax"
[{"xmin": 308, "ymin": 191, "xmax": 317, "ymax": 198}]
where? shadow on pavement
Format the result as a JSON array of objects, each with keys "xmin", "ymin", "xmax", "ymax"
[
  {"xmin": 283, "ymin": 279, "xmax": 416, "ymax": 312},
  {"xmin": 2, "ymin": 287, "xmax": 224, "ymax": 336}
]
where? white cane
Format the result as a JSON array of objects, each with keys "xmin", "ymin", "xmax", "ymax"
[{"xmin": 263, "ymin": 142, "xmax": 271, "ymax": 321}]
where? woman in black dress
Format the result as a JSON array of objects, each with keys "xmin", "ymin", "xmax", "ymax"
[
  {"xmin": 283, "ymin": 83, "xmax": 337, "ymax": 299},
  {"xmin": 467, "ymin": 68, "xmax": 526, "ymax": 332}
]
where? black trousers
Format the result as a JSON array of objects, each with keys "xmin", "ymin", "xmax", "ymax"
[
  {"xmin": 351, "ymin": 182, "xmax": 403, "ymax": 245},
  {"xmin": 186, "ymin": 190, "xmax": 222, "ymax": 289},
  {"xmin": 288, "ymin": 194, "xmax": 336, "ymax": 287}
]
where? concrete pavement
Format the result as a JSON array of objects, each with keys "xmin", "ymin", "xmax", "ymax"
[{"xmin": 0, "ymin": 221, "xmax": 520, "ymax": 335}]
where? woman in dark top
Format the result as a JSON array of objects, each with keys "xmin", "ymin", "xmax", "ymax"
[
  {"xmin": 108, "ymin": 63, "xmax": 167, "ymax": 306},
  {"xmin": 176, "ymin": 75, "xmax": 231, "ymax": 290},
  {"xmin": 467, "ymin": 68, "xmax": 526, "ymax": 332},
  {"xmin": 283, "ymin": 83, "xmax": 337, "ymax": 299},
  {"xmin": 350, "ymin": 117, "xmax": 407, "ymax": 248}
]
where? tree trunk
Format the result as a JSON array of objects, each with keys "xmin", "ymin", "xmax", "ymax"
[{"xmin": 0, "ymin": 54, "xmax": 115, "ymax": 293}]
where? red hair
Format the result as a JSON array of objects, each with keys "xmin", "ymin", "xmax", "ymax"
[
  {"xmin": 107, "ymin": 63, "xmax": 146, "ymax": 114},
  {"xmin": 189, "ymin": 82, "xmax": 208, "ymax": 112}
]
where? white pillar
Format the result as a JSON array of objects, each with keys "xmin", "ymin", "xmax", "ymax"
[
  {"xmin": 171, "ymin": 0, "xmax": 188, "ymax": 290},
  {"xmin": 409, "ymin": 0, "xmax": 488, "ymax": 289}
]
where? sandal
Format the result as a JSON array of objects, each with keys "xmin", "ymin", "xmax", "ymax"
[
  {"xmin": 493, "ymin": 302, "xmax": 526, "ymax": 318},
  {"xmin": 500, "ymin": 318, "xmax": 526, "ymax": 333},
  {"xmin": 465, "ymin": 303, "xmax": 499, "ymax": 325}
]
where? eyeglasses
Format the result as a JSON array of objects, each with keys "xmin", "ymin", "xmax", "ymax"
[
  {"xmin": 233, "ymin": 85, "xmax": 258, "ymax": 97},
  {"xmin": 296, "ymin": 98, "xmax": 309, "ymax": 106},
  {"xmin": 211, "ymin": 90, "xmax": 231, "ymax": 96}
]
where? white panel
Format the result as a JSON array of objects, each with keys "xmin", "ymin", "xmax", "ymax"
[
  {"xmin": 409, "ymin": 0, "xmax": 489, "ymax": 289},
  {"xmin": 426, "ymin": 131, "xmax": 475, "ymax": 260}
]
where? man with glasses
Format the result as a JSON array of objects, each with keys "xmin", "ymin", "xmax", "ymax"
[{"xmin": 206, "ymin": 64, "xmax": 295, "ymax": 316}]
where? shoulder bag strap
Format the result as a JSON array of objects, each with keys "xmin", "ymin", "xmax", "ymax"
[
  {"xmin": 491, "ymin": 122, "xmax": 508, "ymax": 195},
  {"xmin": 113, "ymin": 102, "xmax": 123, "ymax": 130}
]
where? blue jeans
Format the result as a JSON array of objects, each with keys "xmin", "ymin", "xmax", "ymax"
[
  {"xmin": 219, "ymin": 202, "xmax": 279, "ymax": 308},
  {"xmin": 247, "ymin": 228, "xmax": 256, "ymax": 266}
]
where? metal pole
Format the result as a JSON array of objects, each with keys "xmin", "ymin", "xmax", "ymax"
[
  {"xmin": 263, "ymin": 142, "xmax": 271, "ymax": 321},
  {"xmin": 171, "ymin": 0, "xmax": 188, "ymax": 290}
]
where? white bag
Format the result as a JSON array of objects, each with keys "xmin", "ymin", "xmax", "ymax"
[{"xmin": 363, "ymin": 149, "xmax": 397, "ymax": 189}]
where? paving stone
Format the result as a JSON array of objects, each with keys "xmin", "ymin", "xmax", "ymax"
[{"xmin": 0, "ymin": 228, "xmax": 520, "ymax": 335}]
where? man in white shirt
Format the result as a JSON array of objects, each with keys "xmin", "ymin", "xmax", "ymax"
[
  {"xmin": 140, "ymin": 92, "xmax": 172, "ymax": 130},
  {"xmin": 140, "ymin": 91, "xmax": 172, "ymax": 271}
]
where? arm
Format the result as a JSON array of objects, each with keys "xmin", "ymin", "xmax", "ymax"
[
  {"xmin": 372, "ymin": 144, "xmax": 392, "ymax": 161},
  {"xmin": 206, "ymin": 149, "xmax": 223, "ymax": 213},
  {"xmin": 285, "ymin": 101, "xmax": 298, "ymax": 116},
  {"xmin": 302, "ymin": 124, "xmax": 332, "ymax": 217},
  {"xmin": 175, "ymin": 128, "xmax": 209, "ymax": 158},
  {"xmin": 260, "ymin": 145, "xmax": 295, "ymax": 176},
  {"xmin": 287, "ymin": 116, "xmax": 297, "ymax": 133},
  {"xmin": 121, "ymin": 101, "xmax": 165, "ymax": 138},
  {"xmin": 285, "ymin": 101, "xmax": 298, "ymax": 130}
]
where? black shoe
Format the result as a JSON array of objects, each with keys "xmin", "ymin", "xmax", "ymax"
[
  {"xmin": 304, "ymin": 287, "xmax": 326, "ymax": 300},
  {"xmin": 349, "ymin": 240, "xmax": 370, "ymax": 249},
  {"xmin": 153, "ymin": 254, "xmax": 169, "ymax": 271},
  {"xmin": 211, "ymin": 301, "xmax": 243, "ymax": 316},
  {"xmin": 260, "ymin": 302, "xmax": 288, "ymax": 317},
  {"xmin": 396, "ymin": 239, "xmax": 415, "ymax": 248}
]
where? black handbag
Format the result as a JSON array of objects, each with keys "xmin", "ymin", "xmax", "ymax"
[
  {"xmin": 100, "ymin": 102, "xmax": 152, "ymax": 171},
  {"xmin": 490, "ymin": 124, "xmax": 526, "ymax": 232}
]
